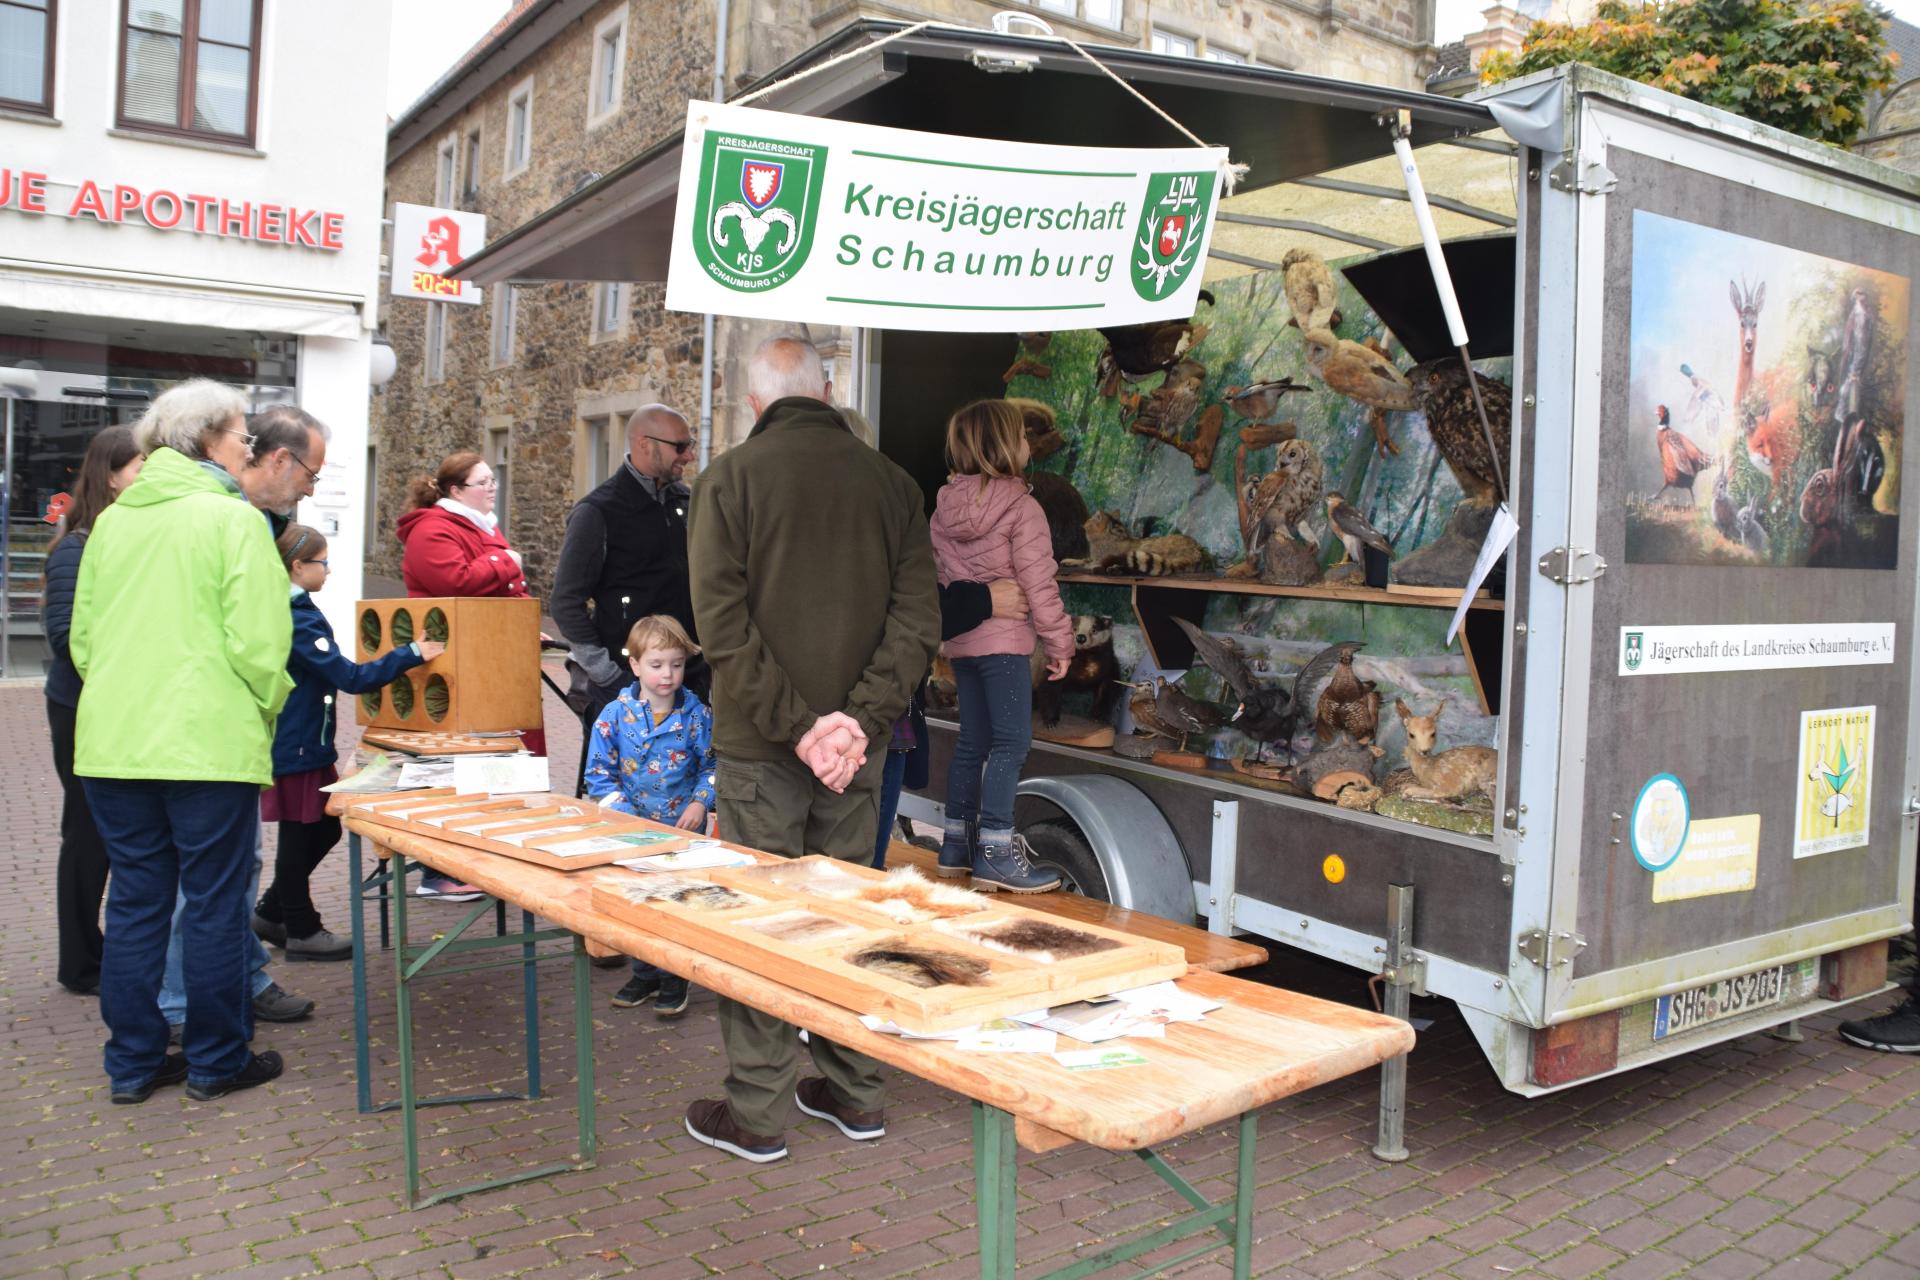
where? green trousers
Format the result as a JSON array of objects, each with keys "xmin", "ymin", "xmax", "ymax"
[{"xmin": 714, "ymin": 751, "xmax": 888, "ymax": 1135}]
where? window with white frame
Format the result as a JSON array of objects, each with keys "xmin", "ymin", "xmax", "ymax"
[
  {"xmin": 587, "ymin": 8, "xmax": 625, "ymax": 123},
  {"xmin": 580, "ymin": 415, "xmax": 614, "ymax": 494},
  {"xmin": 1149, "ymin": 30, "xmax": 1195, "ymax": 58},
  {"xmin": 1204, "ymin": 45, "xmax": 1248, "ymax": 64},
  {"xmin": 504, "ymin": 75, "xmax": 533, "ymax": 178},
  {"xmin": 591, "ymin": 282, "xmax": 627, "ymax": 340},
  {"xmin": 490, "ymin": 286, "xmax": 517, "ymax": 366},
  {"xmin": 487, "ymin": 424, "xmax": 512, "ymax": 529},
  {"xmin": 462, "ymin": 128, "xmax": 481, "ymax": 202},
  {"xmin": 1031, "ymin": 0, "xmax": 1119, "ymax": 26},
  {"xmin": 424, "ymin": 302, "xmax": 446, "ymax": 384},
  {"xmin": 434, "ymin": 135, "xmax": 457, "ymax": 205}
]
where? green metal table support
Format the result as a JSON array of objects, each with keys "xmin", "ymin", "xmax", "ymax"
[
  {"xmin": 970, "ymin": 1103, "xmax": 1258, "ymax": 1279},
  {"xmin": 390, "ymin": 849, "xmax": 598, "ymax": 1209}
]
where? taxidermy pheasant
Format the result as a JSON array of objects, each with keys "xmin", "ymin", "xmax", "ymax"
[
  {"xmin": 1302, "ymin": 328, "xmax": 1416, "ymax": 457},
  {"xmin": 1314, "ymin": 645, "xmax": 1382, "ymax": 745},
  {"xmin": 1280, "ymin": 247, "xmax": 1341, "ymax": 333},
  {"xmin": 1407, "ymin": 358, "xmax": 1513, "ymax": 506},
  {"xmin": 1172, "ymin": 618, "xmax": 1292, "ymax": 762},
  {"xmin": 1095, "ymin": 291, "xmax": 1214, "ymax": 397},
  {"xmin": 1325, "ymin": 492, "xmax": 1393, "ymax": 569},
  {"xmin": 1650, "ymin": 404, "xmax": 1713, "ymax": 505}
]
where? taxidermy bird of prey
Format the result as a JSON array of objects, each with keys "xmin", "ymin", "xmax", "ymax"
[
  {"xmin": 1276, "ymin": 639, "xmax": 1365, "ymax": 761},
  {"xmin": 1095, "ymin": 290, "xmax": 1214, "ymax": 397},
  {"xmin": 1325, "ymin": 493, "xmax": 1394, "ymax": 567},
  {"xmin": 1172, "ymin": 618, "xmax": 1292, "ymax": 761},
  {"xmin": 1244, "ymin": 437, "xmax": 1324, "ymax": 561},
  {"xmin": 1315, "ymin": 645, "xmax": 1382, "ymax": 745},
  {"xmin": 1280, "ymin": 247, "xmax": 1340, "ymax": 333},
  {"xmin": 1128, "ymin": 678, "xmax": 1224, "ymax": 752},
  {"xmin": 1406, "ymin": 358, "xmax": 1514, "ymax": 506},
  {"xmin": 1302, "ymin": 328, "xmax": 1416, "ymax": 456},
  {"xmin": 1223, "ymin": 379, "xmax": 1311, "ymax": 424},
  {"xmin": 1651, "ymin": 404, "xmax": 1713, "ymax": 505}
]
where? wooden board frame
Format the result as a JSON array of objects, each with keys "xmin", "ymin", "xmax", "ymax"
[
  {"xmin": 348, "ymin": 791, "xmax": 691, "ymax": 870},
  {"xmin": 359, "ymin": 728, "xmax": 527, "ymax": 756}
]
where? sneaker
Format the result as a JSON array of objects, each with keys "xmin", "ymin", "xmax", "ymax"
[
  {"xmin": 415, "ymin": 875, "xmax": 484, "ymax": 902},
  {"xmin": 972, "ymin": 833, "xmax": 1061, "ymax": 894},
  {"xmin": 936, "ymin": 818, "xmax": 973, "ymax": 880},
  {"xmin": 251, "ymin": 912, "xmax": 288, "ymax": 948},
  {"xmin": 795, "ymin": 1077, "xmax": 885, "ymax": 1140},
  {"xmin": 684, "ymin": 1098, "xmax": 786, "ymax": 1163},
  {"xmin": 110, "ymin": 1052, "xmax": 189, "ymax": 1105},
  {"xmin": 655, "ymin": 980, "xmax": 691, "ymax": 1019},
  {"xmin": 1839, "ymin": 997, "xmax": 1920, "ymax": 1052},
  {"xmin": 284, "ymin": 928, "xmax": 353, "ymax": 963},
  {"xmin": 252, "ymin": 983, "xmax": 315, "ymax": 1022},
  {"xmin": 185, "ymin": 1050, "xmax": 284, "ymax": 1102},
  {"xmin": 610, "ymin": 974, "xmax": 658, "ymax": 1009}
]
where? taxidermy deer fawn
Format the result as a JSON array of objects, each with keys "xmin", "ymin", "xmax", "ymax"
[{"xmin": 1394, "ymin": 700, "xmax": 1496, "ymax": 803}]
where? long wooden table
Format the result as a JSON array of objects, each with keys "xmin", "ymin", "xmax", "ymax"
[{"xmin": 342, "ymin": 815, "xmax": 1413, "ymax": 1277}]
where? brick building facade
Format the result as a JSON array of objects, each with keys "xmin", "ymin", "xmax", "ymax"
[{"xmin": 369, "ymin": 0, "xmax": 1438, "ymax": 596}]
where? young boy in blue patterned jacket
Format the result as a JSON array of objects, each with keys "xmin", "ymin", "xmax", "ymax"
[{"xmin": 584, "ymin": 614, "xmax": 716, "ymax": 1016}]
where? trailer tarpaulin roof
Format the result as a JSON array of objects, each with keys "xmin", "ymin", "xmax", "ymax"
[{"xmin": 451, "ymin": 19, "xmax": 1498, "ymax": 289}]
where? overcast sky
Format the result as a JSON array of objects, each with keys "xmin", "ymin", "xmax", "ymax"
[{"xmin": 386, "ymin": 0, "xmax": 1920, "ymax": 117}]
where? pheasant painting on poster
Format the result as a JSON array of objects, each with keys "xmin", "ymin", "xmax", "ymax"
[{"xmin": 1623, "ymin": 210, "xmax": 1906, "ymax": 569}]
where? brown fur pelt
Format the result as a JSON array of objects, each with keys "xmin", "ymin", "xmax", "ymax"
[
  {"xmin": 958, "ymin": 918, "xmax": 1121, "ymax": 963},
  {"xmin": 849, "ymin": 944, "xmax": 991, "ymax": 988},
  {"xmin": 742, "ymin": 910, "xmax": 865, "ymax": 945},
  {"xmin": 666, "ymin": 883, "xmax": 755, "ymax": 911},
  {"xmin": 828, "ymin": 867, "xmax": 984, "ymax": 923}
]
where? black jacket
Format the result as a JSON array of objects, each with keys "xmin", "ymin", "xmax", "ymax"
[
  {"xmin": 41, "ymin": 531, "xmax": 86, "ymax": 708},
  {"xmin": 551, "ymin": 463, "xmax": 694, "ymax": 693},
  {"xmin": 272, "ymin": 592, "xmax": 424, "ymax": 777}
]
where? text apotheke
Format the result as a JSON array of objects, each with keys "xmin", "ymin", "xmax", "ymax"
[{"xmin": 0, "ymin": 169, "xmax": 344, "ymax": 251}]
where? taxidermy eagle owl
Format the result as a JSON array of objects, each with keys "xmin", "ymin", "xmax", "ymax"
[{"xmin": 1406, "ymin": 358, "xmax": 1513, "ymax": 507}]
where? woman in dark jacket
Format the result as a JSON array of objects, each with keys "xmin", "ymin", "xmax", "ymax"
[{"xmin": 42, "ymin": 426, "xmax": 143, "ymax": 995}]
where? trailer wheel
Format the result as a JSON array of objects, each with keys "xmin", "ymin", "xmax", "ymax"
[{"xmin": 1023, "ymin": 820, "xmax": 1110, "ymax": 902}]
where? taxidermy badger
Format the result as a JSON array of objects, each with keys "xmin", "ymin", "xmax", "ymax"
[
  {"xmin": 1065, "ymin": 512, "xmax": 1209, "ymax": 576},
  {"xmin": 1031, "ymin": 614, "xmax": 1121, "ymax": 726}
]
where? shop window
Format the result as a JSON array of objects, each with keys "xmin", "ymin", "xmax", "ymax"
[
  {"xmin": 486, "ymin": 424, "xmax": 511, "ymax": 530},
  {"xmin": 504, "ymin": 74, "xmax": 533, "ymax": 178},
  {"xmin": 490, "ymin": 285, "xmax": 517, "ymax": 367},
  {"xmin": 0, "ymin": 0, "xmax": 55, "ymax": 115},
  {"xmin": 118, "ymin": 0, "xmax": 262, "ymax": 146},
  {"xmin": 461, "ymin": 128, "xmax": 481, "ymax": 203},
  {"xmin": 424, "ymin": 302, "xmax": 445, "ymax": 385},
  {"xmin": 591, "ymin": 281, "xmax": 628, "ymax": 341},
  {"xmin": 587, "ymin": 8, "xmax": 625, "ymax": 124},
  {"xmin": 1149, "ymin": 30, "xmax": 1195, "ymax": 58}
]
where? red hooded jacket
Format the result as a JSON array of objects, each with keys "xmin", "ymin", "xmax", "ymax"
[{"xmin": 396, "ymin": 504, "xmax": 529, "ymax": 598}]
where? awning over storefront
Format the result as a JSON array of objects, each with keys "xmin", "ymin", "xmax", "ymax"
[
  {"xmin": 453, "ymin": 20, "xmax": 1499, "ymax": 289},
  {"xmin": 0, "ymin": 260, "xmax": 366, "ymax": 341}
]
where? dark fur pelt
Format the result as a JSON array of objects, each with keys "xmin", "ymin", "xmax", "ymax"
[
  {"xmin": 849, "ymin": 944, "xmax": 991, "ymax": 988},
  {"xmin": 963, "ymin": 918, "xmax": 1120, "ymax": 962},
  {"xmin": 1029, "ymin": 471, "xmax": 1090, "ymax": 561}
]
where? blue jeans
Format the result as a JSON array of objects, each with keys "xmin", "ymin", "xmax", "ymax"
[
  {"xmin": 85, "ymin": 778, "xmax": 259, "ymax": 1091},
  {"xmin": 158, "ymin": 833, "xmax": 273, "ymax": 1024},
  {"xmin": 945, "ymin": 654, "xmax": 1032, "ymax": 837},
  {"xmin": 872, "ymin": 749, "xmax": 909, "ymax": 869}
]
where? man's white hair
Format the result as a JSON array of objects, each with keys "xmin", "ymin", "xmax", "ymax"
[
  {"xmin": 134, "ymin": 379, "xmax": 250, "ymax": 459},
  {"xmin": 748, "ymin": 336, "xmax": 828, "ymax": 404}
]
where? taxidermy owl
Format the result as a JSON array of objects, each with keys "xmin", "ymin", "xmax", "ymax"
[
  {"xmin": 1406, "ymin": 358, "xmax": 1513, "ymax": 507},
  {"xmin": 1280, "ymin": 247, "xmax": 1340, "ymax": 333},
  {"xmin": 1243, "ymin": 437, "xmax": 1323, "ymax": 561}
]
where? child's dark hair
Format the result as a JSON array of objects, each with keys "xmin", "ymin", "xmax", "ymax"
[{"xmin": 275, "ymin": 523, "xmax": 327, "ymax": 569}]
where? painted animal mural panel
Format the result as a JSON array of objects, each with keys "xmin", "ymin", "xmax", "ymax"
[{"xmin": 1624, "ymin": 211, "xmax": 1907, "ymax": 569}]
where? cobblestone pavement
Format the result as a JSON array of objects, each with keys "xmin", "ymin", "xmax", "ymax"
[{"xmin": 4, "ymin": 681, "xmax": 1920, "ymax": 1279}]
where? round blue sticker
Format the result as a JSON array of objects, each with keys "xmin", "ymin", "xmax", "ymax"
[{"xmin": 1630, "ymin": 773, "xmax": 1690, "ymax": 872}]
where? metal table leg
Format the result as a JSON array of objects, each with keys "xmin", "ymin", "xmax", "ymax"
[{"xmin": 969, "ymin": 1103, "xmax": 1259, "ymax": 1279}]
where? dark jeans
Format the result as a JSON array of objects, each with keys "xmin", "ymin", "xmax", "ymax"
[
  {"xmin": 85, "ymin": 777, "xmax": 259, "ymax": 1091},
  {"xmin": 945, "ymin": 653, "xmax": 1032, "ymax": 836},
  {"xmin": 47, "ymin": 699, "xmax": 108, "ymax": 992},
  {"xmin": 258, "ymin": 816, "xmax": 342, "ymax": 939},
  {"xmin": 573, "ymin": 678, "xmax": 626, "ymax": 799},
  {"xmin": 872, "ymin": 748, "xmax": 909, "ymax": 869}
]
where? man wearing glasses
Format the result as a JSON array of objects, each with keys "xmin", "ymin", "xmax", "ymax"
[{"xmin": 236, "ymin": 406, "xmax": 329, "ymax": 537}]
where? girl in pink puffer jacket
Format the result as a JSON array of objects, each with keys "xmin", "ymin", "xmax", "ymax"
[{"xmin": 927, "ymin": 400, "xmax": 1071, "ymax": 893}]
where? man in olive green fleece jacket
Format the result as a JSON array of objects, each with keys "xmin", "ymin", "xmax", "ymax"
[{"xmin": 683, "ymin": 337, "xmax": 940, "ymax": 1162}]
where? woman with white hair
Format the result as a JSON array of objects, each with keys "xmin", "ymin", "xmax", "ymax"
[{"xmin": 70, "ymin": 377, "xmax": 295, "ymax": 1104}]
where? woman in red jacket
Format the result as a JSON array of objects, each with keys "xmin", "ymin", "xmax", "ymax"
[{"xmin": 396, "ymin": 451, "xmax": 544, "ymax": 899}]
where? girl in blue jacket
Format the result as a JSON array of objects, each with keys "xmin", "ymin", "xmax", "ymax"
[{"xmin": 254, "ymin": 525, "xmax": 443, "ymax": 961}]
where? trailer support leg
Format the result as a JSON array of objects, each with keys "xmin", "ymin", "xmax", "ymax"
[
  {"xmin": 1767, "ymin": 1019, "xmax": 1804, "ymax": 1043},
  {"xmin": 1373, "ymin": 882, "xmax": 1415, "ymax": 1163}
]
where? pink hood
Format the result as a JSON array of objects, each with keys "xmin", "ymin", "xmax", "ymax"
[{"xmin": 929, "ymin": 474, "xmax": 1072, "ymax": 662}]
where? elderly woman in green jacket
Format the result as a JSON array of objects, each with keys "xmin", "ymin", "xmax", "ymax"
[{"xmin": 71, "ymin": 379, "xmax": 295, "ymax": 1105}]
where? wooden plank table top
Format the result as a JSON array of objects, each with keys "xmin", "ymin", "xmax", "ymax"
[{"xmin": 347, "ymin": 817, "xmax": 1412, "ymax": 1154}]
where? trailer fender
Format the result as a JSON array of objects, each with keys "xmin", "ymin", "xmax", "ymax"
[{"xmin": 1017, "ymin": 775, "xmax": 1192, "ymax": 922}]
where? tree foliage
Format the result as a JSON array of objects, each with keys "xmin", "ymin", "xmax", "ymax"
[{"xmin": 1481, "ymin": 0, "xmax": 1899, "ymax": 146}]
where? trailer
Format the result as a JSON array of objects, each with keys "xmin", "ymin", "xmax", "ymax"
[{"xmin": 455, "ymin": 23, "xmax": 1919, "ymax": 1109}]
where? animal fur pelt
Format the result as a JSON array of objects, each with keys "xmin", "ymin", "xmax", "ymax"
[
  {"xmin": 667, "ymin": 883, "xmax": 755, "ymax": 911},
  {"xmin": 849, "ymin": 944, "xmax": 991, "ymax": 988},
  {"xmin": 958, "ymin": 918, "xmax": 1121, "ymax": 963},
  {"xmin": 828, "ymin": 868, "xmax": 985, "ymax": 923},
  {"xmin": 743, "ymin": 910, "xmax": 863, "ymax": 945},
  {"xmin": 1029, "ymin": 471, "xmax": 1091, "ymax": 561}
]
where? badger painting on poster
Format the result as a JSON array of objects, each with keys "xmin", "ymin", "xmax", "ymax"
[{"xmin": 1623, "ymin": 210, "xmax": 1907, "ymax": 569}]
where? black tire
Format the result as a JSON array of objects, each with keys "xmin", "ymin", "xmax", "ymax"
[{"xmin": 1021, "ymin": 819, "xmax": 1111, "ymax": 903}]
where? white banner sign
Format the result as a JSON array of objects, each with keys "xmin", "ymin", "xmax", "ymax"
[
  {"xmin": 1617, "ymin": 623, "xmax": 1895, "ymax": 676},
  {"xmin": 664, "ymin": 101, "xmax": 1227, "ymax": 332},
  {"xmin": 391, "ymin": 202, "xmax": 486, "ymax": 305}
]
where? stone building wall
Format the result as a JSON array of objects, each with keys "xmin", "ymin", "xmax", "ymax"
[{"xmin": 1855, "ymin": 81, "xmax": 1920, "ymax": 177}]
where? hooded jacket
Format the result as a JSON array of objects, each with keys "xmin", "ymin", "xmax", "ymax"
[
  {"xmin": 70, "ymin": 447, "xmax": 294, "ymax": 785},
  {"xmin": 272, "ymin": 590, "xmax": 427, "ymax": 777},
  {"xmin": 929, "ymin": 474, "xmax": 1072, "ymax": 664},
  {"xmin": 397, "ymin": 502, "xmax": 529, "ymax": 598},
  {"xmin": 582, "ymin": 684, "xmax": 718, "ymax": 821}
]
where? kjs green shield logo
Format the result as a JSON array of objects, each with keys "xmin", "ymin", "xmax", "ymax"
[
  {"xmin": 1131, "ymin": 171, "xmax": 1214, "ymax": 301},
  {"xmin": 692, "ymin": 131, "xmax": 826, "ymax": 292}
]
